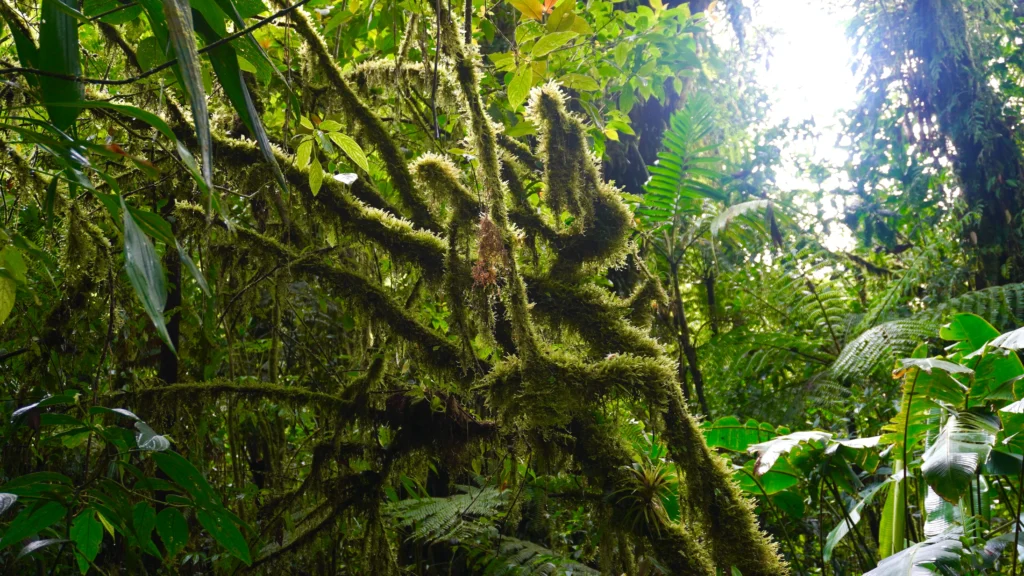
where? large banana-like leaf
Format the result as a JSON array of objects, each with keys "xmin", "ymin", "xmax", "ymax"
[
  {"xmin": 878, "ymin": 466, "xmax": 906, "ymax": 559},
  {"xmin": 748, "ymin": 430, "xmax": 832, "ymax": 476},
  {"xmin": 864, "ymin": 536, "xmax": 962, "ymax": 576},
  {"xmin": 923, "ymin": 486, "xmax": 959, "ymax": 538},
  {"xmin": 921, "ymin": 411, "xmax": 997, "ymax": 503},
  {"xmin": 702, "ymin": 416, "xmax": 778, "ymax": 453}
]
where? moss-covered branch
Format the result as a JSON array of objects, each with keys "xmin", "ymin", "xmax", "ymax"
[
  {"xmin": 272, "ymin": 0, "xmax": 441, "ymax": 233},
  {"xmin": 210, "ymin": 133, "xmax": 448, "ymax": 279},
  {"xmin": 567, "ymin": 417, "xmax": 715, "ymax": 575},
  {"xmin": 524, "ymin": 272, "xmax": 663, "ymax": 358}
]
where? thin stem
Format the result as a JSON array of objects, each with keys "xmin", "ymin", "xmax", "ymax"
[
  {"xmin": 901, "ymin": 368, "xmax": 921, "ymax": 541},
  {"xmin": 1012, "ymin": 451, "xmax": 1024, "ymax": 576}
]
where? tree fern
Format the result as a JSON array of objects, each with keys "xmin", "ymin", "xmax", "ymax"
[{"xmin": 830, "ymin": 319, "xmax": 936, "ymax": 383}]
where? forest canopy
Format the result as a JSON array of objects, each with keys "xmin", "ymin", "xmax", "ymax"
[{"xmin": 3, "ymin": 0, "xmax": 1024, "ymax": 574}]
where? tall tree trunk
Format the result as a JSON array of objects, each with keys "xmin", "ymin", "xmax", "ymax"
[
  {"xmin": 703, "ymin": 270, "xmax": 719, "ymax": 336},
  {"xmin": 911, "ymin": 0, "xmax": 1024, "ymax": 286}
]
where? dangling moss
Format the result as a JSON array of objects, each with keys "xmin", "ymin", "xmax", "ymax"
[
  {"xmin": 663, "ymin": 386, "xmax": 788, "ymax": 576},
  {"xmin": 61, "ymin": 202, "xmax": 105, "ymax": 287}
]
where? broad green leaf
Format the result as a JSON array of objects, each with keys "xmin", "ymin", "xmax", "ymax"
[
  {"xmin": 135, "ymin": 421, "xmax": 171, "ymax": 451},
  {"xmin": 559, "ymin": 73, "xmax": 600, "ymax": 91},
  {"xmin": 702, "ymin": 416, "xmax": 777, "ymax": 453},
  {"xmin": 133, "ymin": 502, "xmax": 160, "ymax": 557},
  {"xmin": 327, "ymin": 132, "xmax": 370, "ymax": 173},
  {"xmin": 156, "ymin": 507, "xmax": 188, "ymax": 558},
  {"xmin": 193, "ymin": 11, "xmax": 287, "ymax": 195},
  {"xmin": 83, "ymin": 0, "xmax": 142, "ymax": 23},
  {"xmin": 532, "ymin": 31, "xmax": 577, "ymax": 58},
  {"xmin": 198, "ymin": 508, "xmax": 251, "ymax": 565},
  {"xmin": 0, "ymin": 472, "xmax": 74, "ymax": 494},
  {"xmin": 161, "ymin": 0, "xmax": 213, "ymax": 191},
  {"xmin": 921, "ymin": 411, "xmax": 997, "ymax": 502},
  {"xmin": 70, "ymin": 511, "xmax": 103, "ymax": 568},
  {"xmin": 39, "ymin": 0, "xmax": 83, "ymax": 131},
  {"xmin": 737, "ymin": 459, "xmax": 800, "ymax": 495},
  {"xmin": 0, "ymin": 501, "xmax": 67, "ymax": 550},
  {"xmin": 121, "ymin": 196, "xmax": 173, "ymax": 352},
  {"xmin": 771, "ymin": 490, "xmax": 805, "ymax": 519},
  {"xmin": 177, "ymin": 242, "xmax": 211, "ymax": 297},
  {"xmin": 878, "ymin": 469, "xmax": 906, "ymax": 559},
  {"xmin": 0, "ymin": 276, "xmax": 14, "ymax": 327},
  {"xmin": 296, "ymin": 140, "xmax": 313, "ymax": 169},
  {"xmin": 0, "ymin": 8, "xmax": 39, "ymax": 80},
  {"xmin": 940, "ymin": 313, "xmax": 1000, "ymax": 354},
  {"xmin": 152, "ymin": 452, "xmax": 219, "ymax": 506},
  {"xmin": 310, "ymin": 157, "xmax": 323, "ymax": 196},
  {"xmin": 509, "ymin": 65, "xmax": 533, "ymax": 110},
  {"xmin": 1, "ymin": 246, "xmax": 27, "ymax": 284},
  {"xmin": 546, "ymin": 0, "xmax": 574, "ymax": 31}
]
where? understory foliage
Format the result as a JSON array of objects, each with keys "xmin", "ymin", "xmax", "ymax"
[
  {"xmin": 5, "ymin": 0, "xmax": 1024, "ymax": 573},
  {"xmin": 0, "ymin": 0, "xmax": 788, "ymax": 571}
]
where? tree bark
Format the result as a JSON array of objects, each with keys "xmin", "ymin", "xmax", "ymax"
[{"xmin": 910, "ymin": 0, "xmax": 1024, "ymax": 285}]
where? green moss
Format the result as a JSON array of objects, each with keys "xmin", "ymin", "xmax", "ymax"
[
  {"xmin": 410, "ymin": 153, "xmax": 480, "ymax": 223},
  {"xmin": 568, "ymin": 417, "xmax": 715, "ymax": 575},
  {"xmin": 275, "ymin": 1, "xmax": 441, "ymax": 233},
  {"xmin": 128, "ymin": 379, "xmax": 355, "ymax": 411},
  {"xmin": 211, "ymin": 133, "xmax": 448, "ymax": 279},
  {"xmin": 526, "ymin": 85, "xmax": 596, "ymax": 230},
  {"xmin": 524, "ymin": 272, "xmax": 663, "ymax": 358},
  {"xmin": 663, "ymin": 386, "xmax": 789, "ymax": 576}
]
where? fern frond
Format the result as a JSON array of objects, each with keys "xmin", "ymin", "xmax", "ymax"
[
  {"xmin": 385, "ymin": 486, "xmax": 598, "ymax": 575},
  {"xmin": 928, "ymin": 282, "xmax": 1024, "ymax": 330},
  {"xmin": 831, "ymin": 319, "xmax": 936, "ymax": 383},
  {"xmin": 386, "ymin": 485, "xmax": 508, "ymax": 541},
  {"xmin": 484, "ymin": 536, "xmax": 600, "ymax": 576}
]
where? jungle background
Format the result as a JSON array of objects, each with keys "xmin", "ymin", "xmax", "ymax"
[{"xmin": 3, "ymin": 0, "xmax": 1024, "ymax": 573}]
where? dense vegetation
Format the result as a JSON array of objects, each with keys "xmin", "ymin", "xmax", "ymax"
[{"xmin": 4, "ymin": 0, "xmax": 1024, "ymax": 573}]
